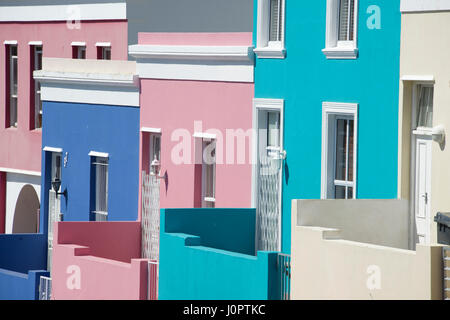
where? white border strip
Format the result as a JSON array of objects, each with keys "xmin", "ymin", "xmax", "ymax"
[
  {"xmin": 0, "ymin": 3, "xmax": 127, "ymax": 22},
  {"xmin": 71, "ymin": 41, "xmax": 86, "ymax": 47},
  {"xmin": 28, "ymin": 41, "xmax": 43, "ymax": 46},
  {"xmin": 43, "ymin": 146, "xmax": 63, "ymax": 153},
  {"xmin": 3, "ymin": 40, "xmax": 17, "ymax": 45},
  {"xmin": 401, "ymin": 75, "xmax": 435, "ymax": 82},
  {"xmin": 141, "ymin": 127, "xmax": 162, "ymax": 134},
  {"xmin": 193, "ymin": 132, "xmax": 217, "ymax": 140},
  {"xmin": 96, "ymin": 42, "xmax": 111, "ymax": 47},
  {"xmin": 0, "ymin": 167, "xmax": 41, "ymax": 177},
  {"xmin": 129, "ymin": 44, "xmax": 254, "ymax": 83},
  {"xmin": 401, "ymin": 0, "xmax": 450, "ymax": 12},
  {"xmin": 89, "ymin": 151, "xmax": 109, "ymax": 158}
]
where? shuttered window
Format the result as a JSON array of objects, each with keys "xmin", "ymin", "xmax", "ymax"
[
  {"xmin": 92, "ymin": 156, "xmax": 108, "ymax": 221},
  {"xmin": 269, "ymin": 0, "xmax": 283, "ymax": 42},
  {"xmin": 417, "ymin": 86, "xmax": 434, "ymax": 128},
  {"xmin": 7, "ymin": 45, "xmax": 18, "ymax": 128},
  {"xmin": 32, "ymin": 45, "xmax": 43, "ymax": 129},
  {"xmin": 202, "ymin": 140, "xmax": 216, "ymax": 208},
  {"xmin": 338, "ymin": 0, "xmax": 355, "ymax": 42}
]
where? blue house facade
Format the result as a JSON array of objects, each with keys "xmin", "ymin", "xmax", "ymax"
[{"xmin": 252, "ymin": 0, "xmax": 401, "ymax": 254}]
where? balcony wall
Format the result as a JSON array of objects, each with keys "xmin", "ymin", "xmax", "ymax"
[
  {"xmin": 0, "ymin": 233, "xmax": 48, "ymax": 299},
  {"xmin": 159, "ymin": 208, "xmax": 280, "ymax": 300},
  {"xmin": 291, "ymin": 199, "xmax": 444, "ymax": 300},
  {"xmin": 51, "ymin": 221, "xmax": 148, "ymax": 300}
]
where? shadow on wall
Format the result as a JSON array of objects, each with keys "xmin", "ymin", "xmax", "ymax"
[{"xmin": 12, "ymin": 185, "xmax": 39, "ymax": 234}]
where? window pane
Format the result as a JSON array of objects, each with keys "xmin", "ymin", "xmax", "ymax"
[
  {"xmin": 338, "ymin": 0, "xmax": 355, "ymax": 41},
  {"xmin": 348, "ymin": 187, "xmax": 353, "ymax": 199},
  {"xmin": 12, "ymin": 56, "xmax": 18, "ymax": 96},
  {"xmin": 417, "ymin": 86, "xmax": 434, "ymax": 128},
  {"xmin": 348, "ymin": 119, "xmax": 354, "ymax": 181},
  {"xmin": 335, "ymin": 186, "xmax": 346, "ymax": 199},
  {"xmin": 10, "ymin": 97, "xmax": 17, "ymax": 127},
  {"xmin": 267, "ymin": 112, "xmax": 280, "ymax": 148},
  {"xmin": 95, "ymin": 157, "xmax": 108, "ymax": 214},
  {"xmin": 335, "ymin": 119, "xmax": 347, "ymax": 181},
  {"xmin": 269, "ymin": 0, "xmax": 281, "ymax": 42}
]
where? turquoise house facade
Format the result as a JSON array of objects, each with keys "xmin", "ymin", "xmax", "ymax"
[{"xmin": 253, "ymin": 0, "xmax": 401, "ymax": 253}]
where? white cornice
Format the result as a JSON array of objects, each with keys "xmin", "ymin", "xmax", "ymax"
[
  {"xmin": 0, "ymin": 3, "xmax": 126, "ymax": 22},
  {"xmin": 33, "ymin": 71, "xmax": 138, "ymax": 88},
  {"xmin": 401, "ymin": 0, "xmax": 450, "ymax": 12},
  {"xmin": 129, "ymin": 44, "xmax": 254, "ymax": 83},
  {"xmin": 128, "ymin": 45, "xmax": 254, "ymax": 62}
]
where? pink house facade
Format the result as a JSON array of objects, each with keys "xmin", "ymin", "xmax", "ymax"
[
  {"xmin": 129, "ymin": 32, "xmax": 255, "ymax": 214},
  {"xmin": 0, "ymin": 2, "xmax": 128, "ymax": 235}
]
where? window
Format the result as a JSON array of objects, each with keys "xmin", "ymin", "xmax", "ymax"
[
  {"xmin": 254, "ymin": 0, "xmax": 286, "ymax": 59},
  {"xmin": 323, "ymin": 0, "xmax": 359, "ymax": 59},
  {"xmin": 149, "ymin": 133, "xmax": 161, "ymax": 175},
  {"xmin": 72, "ymin": 45, "xmax": 86, "ymax": 59},
  {"xmin": 32, "ymin": 45, "xmax": 43, "ymax": 129},
  {"xmin": 91, "ymin": 156, "xmax": 108, "ymax": 221},
  {"xmin": 416, "ymin": 85, "xmax": 434, "ymax": 129},
  {"xmin": 97, "ymin": 46, "xmax": 111, "ymax": 60},
  {"xmin": 321, "ymin": 102, "xmax": 358, "ymax": 199},
  {"xmin": 202, "ymin": 139, "xmax": 216, "ymax": 208},
  {"xmin": 6, "ymin": 44, "xmax": 18, "ymax": 128},
  {"xmin": 266, "ymin": 111, "xmax": 281, "ymax": 157}
]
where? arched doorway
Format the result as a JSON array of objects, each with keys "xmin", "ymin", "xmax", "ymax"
[{"xmin": 12, "ymin": 184, "xmax": 40, "ymax": 233}]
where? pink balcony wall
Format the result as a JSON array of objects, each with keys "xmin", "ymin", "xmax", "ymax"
[
  {"xmin": 51, "ymin": 222, "xmax": 148, "ymax": 300},
  {"xmin": 138, "ymin": 33, "xmax": 254, "ymax": 214},
  {"xmin": 0, "ymin": 20, "xmax": 128, "ymax": 173}
]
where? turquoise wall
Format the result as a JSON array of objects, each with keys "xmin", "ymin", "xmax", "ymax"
[
  {"xmin": 253, "ymin": 0, "xmax": 401, "ymax": 253},
  {"xmin": 159, "ymin": 208, "xmax": 280, "ymax": 299}
]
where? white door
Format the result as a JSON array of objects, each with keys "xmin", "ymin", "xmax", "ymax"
[{"xmin": 414, "ymin": 136, "xmax": 432, "ymax": 244}]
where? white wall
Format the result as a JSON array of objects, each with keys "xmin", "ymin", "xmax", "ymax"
[
  {"xmin": 5, "ymin": 173, "xmax": 41, "ymax": 234},
  {"xmin": 293, "ymin": 199, "xmax": 411, "ymax": 249}
]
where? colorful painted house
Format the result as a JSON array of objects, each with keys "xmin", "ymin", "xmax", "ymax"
[
  {"xmin": 32, "ymin": 57, "xmax": 146, "ymax": 300},
  {"xmin": 252, "ymin": 0, "xmax": 402, "ymax": 255},
  {"xmin": 0, "ymin": 1, "xmax": 128, "ymax": 300}
]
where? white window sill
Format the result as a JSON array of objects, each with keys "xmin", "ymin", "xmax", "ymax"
[
  {"xmin": 322, "ymin": 47, "xmax": 358, "ymax": 60},
  {"xmin": 254, "ymin": 46, "xmax": 286, "ymax": 59}
]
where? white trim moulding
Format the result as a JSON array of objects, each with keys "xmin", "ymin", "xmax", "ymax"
[
  {"xmin": 141, "ymin": 127, "xmax": 162, "ymax": 134},
  {"xmin": 43, "ymin": 146, "xmax": 63, "ymax": 153},
  {"xmin": 89, "ymin": 151, "xmax": 109, "ymax": 158},
  {"xmin": 0, "ymin": 167, "xmax": 41, "ymax": 177}
]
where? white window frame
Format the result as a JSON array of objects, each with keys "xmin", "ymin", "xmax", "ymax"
[
  {"xmin": 321, "ymin": 102, "xmax": 358, "ymax": 199},
  {"xmin": 322, "ymin": 0, "xmax": 359, "ymax": 59},
  {"xmin": 71, "ymin": 42, "xmax": 86, "ymax": 59},
  {"xmin": 32, "ymin": 45, "xmax": 43, "ymax": 129},
  {"xmin": 7, "ymin": 43, "xmax": 18, "ymax": 128},
  {"xmin": 149, "ymin": 132, "xmax": 161, "ymax": 175},
  {"xmin": 254, "ymin": 0, "xmax": 286, "ymax": 59},
  {"xmin": 96, "ymin": 42, "xmax": 111, "ymax": 60},
  {"xmin": 90, "ymin": 154, "xmax": 109, "ymax": 221},
  {"xmin": 201, "ymin": 138, "xmax": 216, "ymax": 208}
]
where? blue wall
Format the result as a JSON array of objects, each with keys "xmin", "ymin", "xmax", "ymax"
[
  {"xmin": 0, "ymin": 234, "xmax": 47, "ymax": 274},
  {"xmin": 253, "ymin": 0, "xmax": 401, "ymax": 253},
  {"xmin": 0, "ymin": 234, "xmax": 48, "ymax": 300},
  {"xmin": 159, "ymin": 208, "xmax": 280, "ymax": 299},
  {"xmin": 40, "ymin": 101, "xmax": 140, "ymax": 230},
  {"xmin": 163, "ymin": 208, "xmax": 256, "ymax": 255}
]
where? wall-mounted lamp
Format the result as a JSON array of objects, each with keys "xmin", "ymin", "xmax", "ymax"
[
  {"xmin": 150, "ymin": 157, "xmax": 165, "ymax": 179},
  {"xmin": 52, "ymin": 178, "xmax": 67, "ymax": 198},
  {"xmin": 431, "ymin": 125, "xmax": 445, "ymax": 147}
]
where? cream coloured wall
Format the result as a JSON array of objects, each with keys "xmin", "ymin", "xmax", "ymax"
[
  {"xmin": 398, "ymin": 11, "xmax": 450, "ymax": 244},
  {"xmin": 291, "ymin": 200, "xmax": 444, "ymax": 299}
]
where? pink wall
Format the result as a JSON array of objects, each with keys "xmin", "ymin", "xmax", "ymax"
[
  {"xmin": 0, "ymin": 172, "xmax": 5, "ymax": 233},
  {"xmin": 55, "ymin": 221, "xmax": 141, "ymax": 263},
  {"xmin": 138, "ymin": 32, "xmax": 253, "ymax": 46},
  {"xmin": 52, "ymin": 221, "xmax": 148, "ymax": 300},
  {"xmin": 0, "ymin": 20, "xmax": 128, "ymax": 173},
  {"xmin": 138, "ymin": 33, "xmax": 254, "ymax": 212}
]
